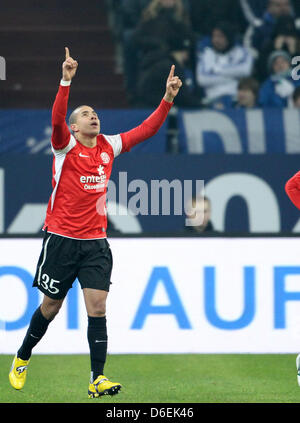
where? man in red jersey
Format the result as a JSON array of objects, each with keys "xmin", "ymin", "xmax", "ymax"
[{"xmin": 9, "ymin": 47, "xmax": 183, "ymax": 398}]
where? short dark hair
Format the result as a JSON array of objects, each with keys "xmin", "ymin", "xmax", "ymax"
[
  {"xmin": 238, "ymin": 77, "xmax": 259, "ymax": 97},
  {"xmin": 68, "ymin": 105, "xmax": 87, "ymax": 126},
  {"xmin": 69, "ymin": 110, "xmax": 77, "ymax": 126},
  {"xmin": 212, "ymin": 21, "xmax": 236, "ymax": 48}
]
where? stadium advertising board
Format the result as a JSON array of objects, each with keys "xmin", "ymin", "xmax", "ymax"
[
  {"xmin": 178, "ymin": 108, "xmax": 300, "ymax": 154},
  {"xmin": 0, "ymin": 109, "xmax": 167, "ymax": 154},
  {"xmin": 0, "ymin": 154, "xmax": 300, "ymax": 234},
  {"xmin": 1, "ymin": 237, "xmax": 300, "ymax": 354},
  {"xmin": 1, "ymin": 108, "xmax": 300, "ymax": 154}
]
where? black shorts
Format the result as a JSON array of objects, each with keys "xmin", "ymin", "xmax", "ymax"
[{"xmin": 33, "ymin": 231, "xmax": 113, "ymax": 299}]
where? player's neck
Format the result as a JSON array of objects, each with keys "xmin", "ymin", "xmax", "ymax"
[{"xmin": 76, "ymin": 134, "xmax": 98, "ymax": 148}]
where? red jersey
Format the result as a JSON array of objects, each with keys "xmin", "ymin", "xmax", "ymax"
[
  {"xmin": 43, "ymin": 80, "xmax": 173, "ymax": 239},
  {"xmin": 285, "ymin": 171, "xmax": 300, "ymax": 210}
]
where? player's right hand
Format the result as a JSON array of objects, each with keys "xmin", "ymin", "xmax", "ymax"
[{"xmin": 62, "ymin": 47, "xmax": 78, "ymax": 82}]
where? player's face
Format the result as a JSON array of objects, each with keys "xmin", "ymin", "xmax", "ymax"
[{"xmin": 72, "ymin": 106, "xmax": 100, "ymax": 136}]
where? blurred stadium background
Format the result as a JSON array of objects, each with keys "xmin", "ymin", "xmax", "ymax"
[{"xmin": 2, "ymin": 0, "xmax": 300, "ymax": 402}]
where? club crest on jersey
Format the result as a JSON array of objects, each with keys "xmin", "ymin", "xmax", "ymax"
[{"xmin": 100, "ymin": 152, "xmax": 110, "ymax": 164}]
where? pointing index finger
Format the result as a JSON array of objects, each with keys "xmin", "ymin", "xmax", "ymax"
[
  {"xmin": 168, "ymin": 64, "xmax": 175, "ymax": 80},
  {"xmin": 65, "ymin": 47, "xmax": 70, "ymax": 60}
]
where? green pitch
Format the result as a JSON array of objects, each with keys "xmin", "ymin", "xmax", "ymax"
[{"xmin": 0, "ymin": 354, "xmax": 300, "ymax": 403}]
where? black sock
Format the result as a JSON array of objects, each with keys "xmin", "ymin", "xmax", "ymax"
[
  {"xmin": 87, "ymin": 315, "xmax": 108, "ymax": 382},
  {"xmin": 17, "ymin": 306, "xmax": 51, "ymax": 360}
]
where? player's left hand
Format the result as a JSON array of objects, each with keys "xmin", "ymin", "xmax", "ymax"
[{"xmin": 163, "ymin": 65, "xmax": 183, "ymax": 103}]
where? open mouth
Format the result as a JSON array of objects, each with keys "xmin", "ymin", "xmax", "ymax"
[{"xmin": 91, "ymin": 122, "xmax": 98, "ymax": 127}]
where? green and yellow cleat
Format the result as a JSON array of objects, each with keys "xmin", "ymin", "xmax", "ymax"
[
  {"xmin": 88, "ymin": 375, "xmax": 122, "ymax": 398},
  {"xmin": 9, "ymin": 355, "xmax": 30, "ymax": 390}
]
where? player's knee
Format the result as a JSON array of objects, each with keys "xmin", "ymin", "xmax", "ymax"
[
  {"xmin": 89, "ymin": 300, "xmax": 106, "ymax": 317},
  {"xmin": 41, "ymin": 297, "xmax": 63, "ymax": 321}
]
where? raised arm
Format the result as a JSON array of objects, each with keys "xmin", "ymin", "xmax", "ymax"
[
  {"xmin": 121, "ymin": 65, "xmax": 182, "ymax": 152},
  {"xmin": 51, "ymin": 47, "xmax": 78, "ymax": 150}
]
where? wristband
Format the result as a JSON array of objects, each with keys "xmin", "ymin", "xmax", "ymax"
[{"xmin": 60, "ymin": 79, "xmax": 71, "ymax": 86}]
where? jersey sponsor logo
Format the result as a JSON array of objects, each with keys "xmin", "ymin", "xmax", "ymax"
[
  {"xmin": 79, "ymin": 153, "xmax": 89, "ymax": 158},
  {"xmin": 80, "ymin": 165, "xmax": 107, "ymax": 190},
  {"xmin": 100, "ymin": 152, "xmax": 110, "ymax": 164},
  {"xmin": 83, "ymin": 183, "xmax": 105, "ymax": 190},
  {"xmin": 80, "ymin": 175, "xmax": 105, "ymax": 183}
]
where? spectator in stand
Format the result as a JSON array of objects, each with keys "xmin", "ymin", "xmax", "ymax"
[
  {"xmin": 259, "ymin": 50, "xmax": 300, "ymax": 107},
  {"xmin": 272, "ymin": 15, "xmax": 300, "ymax": 54},
  {"xmin": 249, "ymin": 0, "xmax": 297, "ymax": 53},
  {"xmin": 184, "ymin": 195, "xmax": 216, "ymax": 234},
  {"xmin": 239, "ymin": 0, "xmax": 269, "ymax": 27},
  {"xmin": 188, "ymin": 0, "xmax": 245, "ymax": 38},
  {"xmin": 133, "ymin": 0, "xmax": 191, "ymax": 54},
  {"xmin": 136, "ymin": 35, "xmax": 202, "ymax": 108},
  {"xmin": 240, "ymin": 0, "xmax": 300, "ymax": 26},
  {"xmin": 255, "ymin": 12, "xmax": 300, "ymax": 80},
  {"xmin": 121, "ymin": 0, "xmax": 151, "ymax": 32},
  {"xmin": 293, "ymin": 86, "xmax": 300, "ymax": 108},
  {"xmin": 121, "ymin": 0, "xmax": 189, "ymax": 31},
  {"xmin": 292, "ymin": 0, "xmax": 300, "ymax": 17},
  {"xmin": 121, "ymin": 0, "xmax": 192, "ymax": 104},
  {"xmin": 196, "ymin": 22, "xmax": 254, "ymax": 109},
  {"xmin": 234, "ymin": 77, "xmax": 260, "ymax": 108}
]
